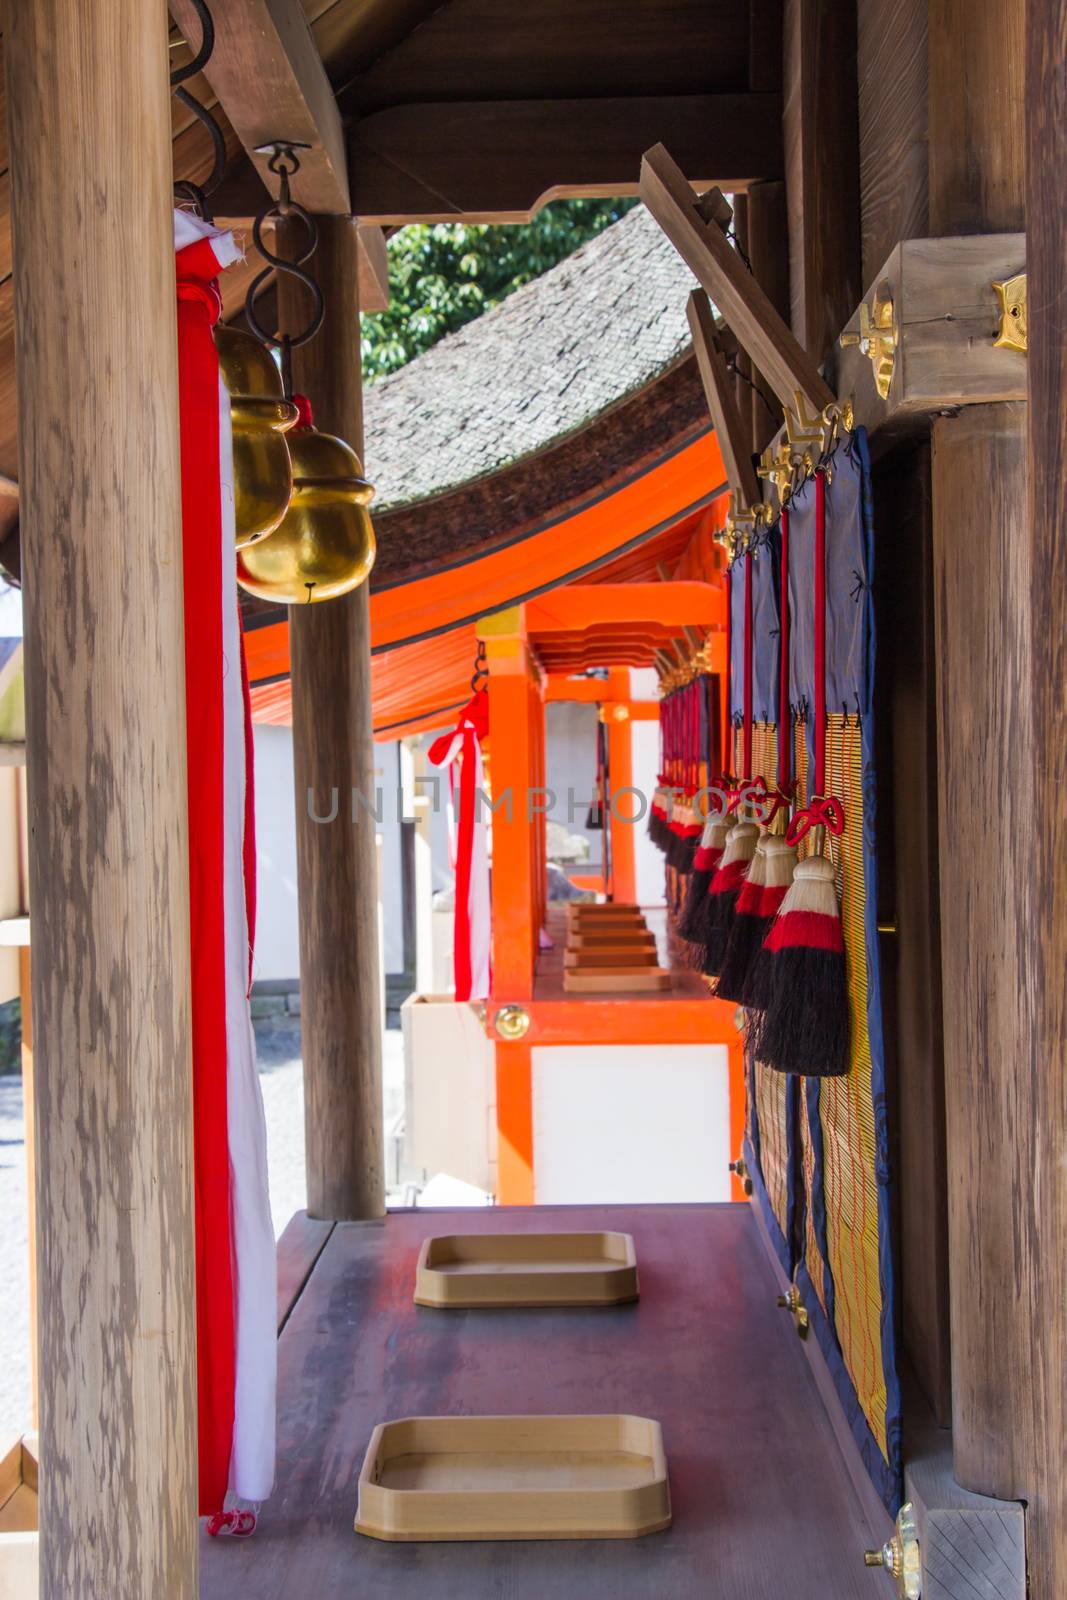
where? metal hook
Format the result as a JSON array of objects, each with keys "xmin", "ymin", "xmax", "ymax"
[
  {"xmin": 244, "ymin": 142, "xmax": 325, "ymax": 397},
  {"xmin": 170, "ymin": 0, "xmax": 227, "ymax": 219}
]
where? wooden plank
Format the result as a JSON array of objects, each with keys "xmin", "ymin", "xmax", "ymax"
[
  {"xmin": 745, "ymin": 179, "xmax": 790, "ymax": 451},
  {"xmin": 1021, "ymin": 9, "xmax": 1067, "ymax": 1594},
  {"xmin": 930, "ymin": 404, "xmax": 1031, "ymax": 1505},
  {"xmin": 350, "ymin": 95, "xmax": 784, "ymax": 225},
  {"xmin": 641, "ymin": 143, "xmax": 833, "ymax": 416},
  {"xmin": 281, "ymin": 216, "xmax": 385, "ymax": 1222},
  {"xmin": 687, "ymin": 290, "xmax": 761, "ymax": 505},
  {"xmin": 857, "ymin": 0, "xmax": 929, "ymax": 285},
  {"xmin": 169, "ymin": 0, "xmax": 351, "ymax": 214},
  {"xmin": 872, "ymin": 441, "xmax": 951, "ymax": 1426},
  {"xmin": 201, "ymin": 1205, "xmax": 888, "ymax": 1597},
  {"xmin": 928, "ymin": 0, "xmax": 1024, "ymax": 234},
  {"xmin": 5, "ymin": 0, "xmax": 198, "ymax": 1592},
  {"xmin": 276, "ymin": 1210, "xmax": 335, "ymax": 1332},
  {"xmin": 782, "ymin": 0, "xmax": 861, "ymax": 364}
]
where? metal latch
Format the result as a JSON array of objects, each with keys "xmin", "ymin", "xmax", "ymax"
[
  {"xmin": 839, "ymin": 284, "xmax": 897, "ymax": 400},
  {"xmin": 864, "ymin": 1501, "xmax": 921, "ymax": 1597},
  {"xmin": 776, "ymin": 1283, "xmax": 810, "ymax": 1341}
]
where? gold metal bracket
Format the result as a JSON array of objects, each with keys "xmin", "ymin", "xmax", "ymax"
[
  {"xmin": 864, "ymin": 1501, "xmax": 921, "ymax": 1598},
  {"xmin": 776, "ymin": 1284, "xmax": 810, "ymax": 1340},
  {"xmin": 839, "ymin": 284, "xmax": 897, "ymax": 399},
  {"xmin": 993, "ymin": 272, "xmax": 1027, "ymax": 353},
  {"xmin": 494, "ymin": 1004, "xmax": 530, "ymax": 1041},
  {"xmin": 728, "ymin": 1157, "xmax": 754, "ymax": 1196}
]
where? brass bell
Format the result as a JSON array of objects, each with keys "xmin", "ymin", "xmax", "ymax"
[
  {"xmin": 214, "ymin": 325, "xmax": 299, "ymax": 549},
  {"xmin": 236, "ymin": 409, "xmax": 376, "ymax": 604}
]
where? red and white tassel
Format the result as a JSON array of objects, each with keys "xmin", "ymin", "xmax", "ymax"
[
  {"xmin": 715, "ymin": 833, "xmax": 796, "ymax": 1005},
  {"xmin": 695, "ymin": 818, "xmax": 759, "ymax": 977},
  {"xmin": 679, "ymin": 811, "xmax": 734, "ymax": 942},
  {"xmin": 746, "ymin": 853, "xmax": 849, "ymax": 1076}
]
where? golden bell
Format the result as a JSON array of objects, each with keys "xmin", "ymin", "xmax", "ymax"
[
  {"xmin": 214, "ymin": 326, "xmax": 300, "ymax": 549},
  {"xmin": 236, "ymin": 423, "xmax": 376, "ymax": 604}
]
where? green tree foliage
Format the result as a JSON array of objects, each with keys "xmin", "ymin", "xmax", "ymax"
[{"xmin": 361, "ymin": 198, "xmax": 638, "ymax": 383}]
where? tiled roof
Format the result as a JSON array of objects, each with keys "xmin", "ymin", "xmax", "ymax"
[{"xmin": 364, "ymin": 205, "xmax": 696, "ymax": 511}]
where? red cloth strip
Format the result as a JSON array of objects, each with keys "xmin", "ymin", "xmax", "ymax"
[
  {"xmin": 176, "ymin": 245, "xmax": 237, "ymax": 1514},
  {"xmin": 764, "ymin": 908, "xmax": 845, "ymax": 954}
]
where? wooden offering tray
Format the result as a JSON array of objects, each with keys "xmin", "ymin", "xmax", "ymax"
[
  {"xmin": 0, "ymin": 1433, "xmax": 38, "ymax": 1598},
  {"xmin": 355, "ymin": 1414, "xmax": 671, "ymax": 1542},
  {"xmin": 564, "ymin": 966, "xmax": 671, "ymax": 993},
  {"xmin": 568, "ymin": 931, "xmax": 657, "ymax": 952},
  {"xmin": 414, "ymin": 1230, "xmax": 638, "ymax": 1308}
]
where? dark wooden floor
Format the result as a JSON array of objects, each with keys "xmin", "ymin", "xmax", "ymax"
[{"xmin": 201, "ymin": 1204, "xmax": 889, "ymax": 1598}]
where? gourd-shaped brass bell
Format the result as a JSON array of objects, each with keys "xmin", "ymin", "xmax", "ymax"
[
  {"xmin": 236, "ymin": 398, "xmax": 376, "ymax": 603},
  {"xmin": 214, "ymin": 326, "xmax": 300, "ymax": 548}
]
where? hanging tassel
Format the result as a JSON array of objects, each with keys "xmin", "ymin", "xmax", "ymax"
[
  {"xmin": 695, "ymin": 817, "xmax": 759, "ymax": 976},
  {"xmin": 678, "ymin": 810, "xmax": 735, "ymax": 941},
  {"xmin": 715, "ymin": 833, "xmax": 796, "ymax": 1004},
  {"xmin": 746, "ymin": 853, "xmax": 849, "ymax": 1076}
]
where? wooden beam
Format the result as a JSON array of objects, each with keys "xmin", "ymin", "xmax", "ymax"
[
  {"xmin": 686, "ymin": 291, "xmax": 761, "ymax": 506},
  {"xmin": 349, "ymin": 95, "xmax": 782, "ymax": 224},
  {"xmin": 281, "ymin": 217, "xmax": 385, "ymax": 1221},
  {"xmin": 169, "ymin": 0, "xmax": 351, "ymax": 214},
  {"xmin": 928, "ymin": 0, "xmax": 1024, "ymax": 234},
  {"xmin": 6, "ymin": 0, "xmax": 198, "ymax": 1590},
  {"xmin": 744, "ymin": 180, "xmax": 790, "ymax": 451},
  {"xmin": 640, "ymin": 143, "xmax": 833, "ymax": 416},
  {"xmin": 782, "ymin": 0, "xmax": 862, "ymax": 364}
]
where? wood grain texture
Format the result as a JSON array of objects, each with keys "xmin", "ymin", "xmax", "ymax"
[
  {"xmin": 169, "ymin": 0, "xmax": 351, "ymax": 213},
  {"xmin": 201, "ymin": 1204, "xmax": 887, "ymax": 1597},
  {"xmin": 641, "ymin": 143, "xmax": 833, "ymax": 414},
  {"xmin": 873, "ymin": 442, "xmax": 951, "ymax": 1426},
  {"xmin": 5, "ymin": 1, "xmax": 198, "ymax": 1594},
  {"xmin": 928, "ymin": 0, "xmax": 1025, "ymax": 233},
  {"xmin": 783, "ymin": 0, "xmax": 862, "ymax": 363},
  {"xmin": 857, "ymin": 0, "xmax": 929, "ymax": 285},
  {"xmin": 275, "ymin": 1210, "xmax": 335, "ymax": 1332},
  {"xmin": 930, "ymin": 407, "xmax": 1034, "ymax": 1505},
  {"xmin": 686, "ymin": 290, "xmax": 761, "ymax": 504},
  {"xmin": 1022, "ymin": 6, "xmax": 1067, "ymax": 1592},
  {"xmin": 280, "ymin": 216, "xmax": 385, "ymax": 1222},
  {"xmin": 745, "ymin": 179, "xmax": 790, "ymax": 451},
  {"xmin": 350, "ymin": 95, "xmax": 784, "ymax": 225}
]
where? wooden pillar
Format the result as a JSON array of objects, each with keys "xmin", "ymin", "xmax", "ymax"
[
  {"xmin": 280, "ymin": 217, "xmax": 384, "ymax": 1221},
  {"xmin": 5, "ymin": 1, "xmax": 198, "ymax": 1593},
  {"xmin": 605, "ymin": 670, "xmax": 637, "ymax": 906},
  {"xmin": 482, "ymin": 607, "xmax": 537, "ymax": 1000},
  {"xmin": 929, "ymin": 0, "xmax": 1025, "ymax": 234},
  {"xmin": 1012, "ymin": 4, "xmax": 1067, "ymax": 1591}
]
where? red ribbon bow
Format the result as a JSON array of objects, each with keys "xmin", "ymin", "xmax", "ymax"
[{"xmin": 785, "ymin": 794, "xmax": 846, "ymax": 846}]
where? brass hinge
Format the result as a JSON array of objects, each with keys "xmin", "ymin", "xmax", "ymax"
[
  {"xmin": 728, "ymin": 1157, "xmax": 754, "ymax": 1196},
  {"xmin": 864, "ymin": 1501, "xmax": 921, "ymax": 1597},
  {"xmin": 993, "ymin": 272, "xmax": 1027, "ymax": 354},
  {"xmin": 776, "ymin": 1283, "xmax": 810, "ymax": 1340},
  {"xmin": 839, "ymin": 284, "xmax": 897, "ymax": 400}
]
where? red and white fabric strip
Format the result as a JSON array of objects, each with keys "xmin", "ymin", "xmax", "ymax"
[
  {"xmin": 175, "ymin": 210, "xmax": 275, "ymax": 1518},
  {"xmin": 428, "ymin": 694, "xmax": 491, "ymax": 1001}
]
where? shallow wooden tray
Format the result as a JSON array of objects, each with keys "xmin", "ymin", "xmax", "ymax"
[
  {"xmin": 568, "ymin": 910, "xmax": 646, "ymax": 926},
  {"xmin": 568, "ymin": 931, "xmax": 657, "ymax": 950},
  {"xmin": 563, "ymin": 966, "xmax": 672, "ymax": 992},
  {"xmin": 564, "ymin": 946, "xmax": 658, "ymax": 968},
  {"xmin": 567, "ymin": 903, "xmax": 641, "ymax": 917},
  {"xmin": 414, "ymin": 1230, "xmax": 639, "ymax": 1308},
  {"xmin": 355, "ymin": 1414, "xmax": 670, "ymax": 1542},
  {"xmin": 0, "ymin": 1434, "xmax": 38, "ymax": 1599}
]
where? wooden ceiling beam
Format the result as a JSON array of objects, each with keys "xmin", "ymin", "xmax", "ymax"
[
  {"xmin": 169, "ymin": 0, "xmax": 351, "ymax": 214},
  {"xmin": 347, "ymin": 94, "xmax": 782, "ymax": 225}
]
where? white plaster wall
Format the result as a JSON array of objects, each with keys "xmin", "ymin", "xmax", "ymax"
[
  {"xmin": 251, "ymin": 723, "xmax": 300, "ymax": 982},
  {"xmin": 531, "ymin": 1043, "xmax": 731, "ymax": 1204}
]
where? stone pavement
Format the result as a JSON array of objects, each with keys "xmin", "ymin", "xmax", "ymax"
[{"xmin": 0, "ymin": 1024, "xmax": 407, "ymax": 1435}]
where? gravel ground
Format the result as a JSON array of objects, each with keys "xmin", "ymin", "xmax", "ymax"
[{"xmin": 0, "ymin": 1024, "xmax": 407, "ymax": 1434}]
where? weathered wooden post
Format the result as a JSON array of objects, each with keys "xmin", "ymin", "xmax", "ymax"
[
  {"xmin": 279, "ymin": 217, "xmax": 385, "ymax": 1221},
  {"xmin": 5, "ymin": 0, "xmax": 198, "ymax": 1593}
]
